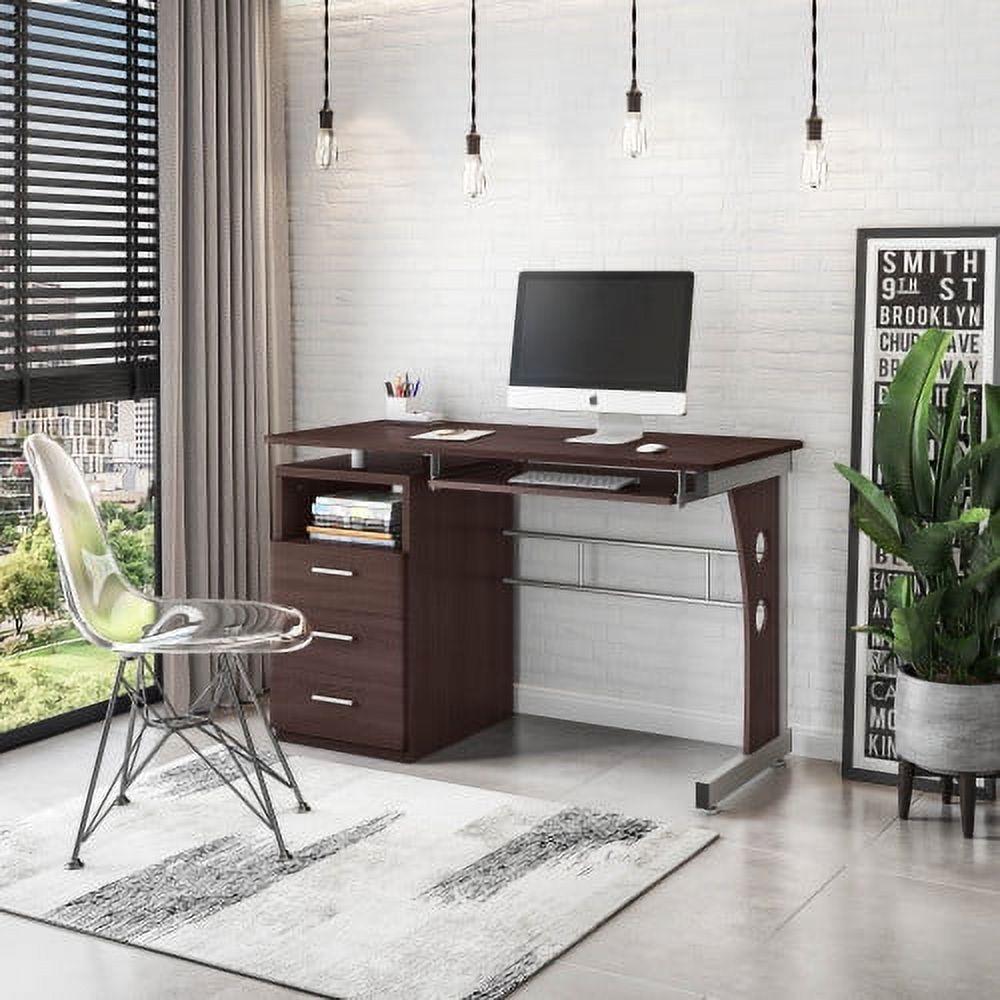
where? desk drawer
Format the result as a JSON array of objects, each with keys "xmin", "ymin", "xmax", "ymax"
[
  {"xmin": 271, "ymin": 669, "xmax": 404, "ymax": 751},
  {"xmin": 272, "ymin": 541, "xmax": 404, "ymax": 620},
  {"xmin": 281, "ymin": 616, "xmax": 404, "ymax": 686}
]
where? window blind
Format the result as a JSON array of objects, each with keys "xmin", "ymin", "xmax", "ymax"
[{"xmin": 0, "ymin": 0, "xmax": 158, "ymax": 410}]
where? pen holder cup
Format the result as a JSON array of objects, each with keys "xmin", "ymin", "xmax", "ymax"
[{"xmin": 386, "ymin": 396, "xmax": 419, "ymax": 419}]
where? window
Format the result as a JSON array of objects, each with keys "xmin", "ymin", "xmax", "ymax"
[
  {"xmin": 0, "ymin": 0, "xmax": 159, "ymax": 408},
  {"xmin": 0, "ymin": 0, "xmax": 159, "ymax": 748}
]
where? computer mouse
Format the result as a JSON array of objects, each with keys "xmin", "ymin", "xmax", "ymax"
[{"xmin": 636, "ymin": 442, "xmax": 668, "ymax": 453}]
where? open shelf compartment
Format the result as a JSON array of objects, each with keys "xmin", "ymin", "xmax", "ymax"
[{"xmin": 274, "ymin": 456, "xmax": 414, "ymax": 552}]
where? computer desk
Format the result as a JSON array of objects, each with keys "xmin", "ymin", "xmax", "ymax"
[{"xmin": 267, "ymin": 420, "xmax": 802, "ymax": 810}]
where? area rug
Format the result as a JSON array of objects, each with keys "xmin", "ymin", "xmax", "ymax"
[{"xmin": 0, "ymin": 749, "xmax": 716, "ymax": 998}]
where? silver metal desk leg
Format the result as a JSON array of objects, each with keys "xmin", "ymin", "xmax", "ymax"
[
  {"xmin": 695, "ymin": 472, "xmax": 791, "ymax": 810},
  {"xmin": 695, "ymin": 729, "xmax": 793, "ymax": 810}
]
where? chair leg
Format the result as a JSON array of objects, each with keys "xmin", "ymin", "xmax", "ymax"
[
  {"xmin": 67, "ymin": 657, "xmax": 127, "ymax": 870},
  {"xmin": 230, "ymin": 654, "xmax": 310, "ymax": 813},
  {"xmin": 959, "ymin": 774, "xmax": 976, "ymax": 839},
  {"xmin": 941, "ymin": 775, "xmax": 953, "ymax": 805},
  {"xmin": 221, "ymin": 655, "xmax": 293, "ymax": 861},
  {"xmin": 897, "ymin": 759, "xmax": 916, "ymax": 820},
  {"xmin": 115, "ymin": 665, "xmax": 140, "ymax": 806}
]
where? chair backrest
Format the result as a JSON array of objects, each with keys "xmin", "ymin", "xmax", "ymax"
[{"xmin": 23, "ymin": 433, "xmax": 154, "ymax": 649}]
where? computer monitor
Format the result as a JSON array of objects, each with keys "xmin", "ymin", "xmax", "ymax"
[{"xmin": 507, "ymin": 271, "xmax": 694, "ymax": 444}]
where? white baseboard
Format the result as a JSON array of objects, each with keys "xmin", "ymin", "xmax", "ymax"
[
  {"xmin": 513, "ymin": 683, "xmax": 843, "ymax": 763},
  {"xmin": 513, "ymin": 683, "xmax": 741, "ymax": 748},
  {"xmin": 787, "ymin": 724, "xmax": 841, "ymax": 763}
]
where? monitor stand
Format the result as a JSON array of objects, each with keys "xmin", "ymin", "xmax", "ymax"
[{"xmin": 565, "ymin": 413, "xmax": 644, "ymax": 445}]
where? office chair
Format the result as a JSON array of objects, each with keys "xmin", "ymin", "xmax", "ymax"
[{"xmin": 23, "ymin": 434, "xmax": 312, "ymax": 869}]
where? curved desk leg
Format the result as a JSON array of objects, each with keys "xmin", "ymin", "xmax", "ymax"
[{"xmin": 696, "ymin": 475, "xmax": 792, "ymax": 810}]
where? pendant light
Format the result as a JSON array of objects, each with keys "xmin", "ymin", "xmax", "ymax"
[
  {"xmin": 622, "ymin": 0, "xmax": 648, "ymax": 158},
  {"xmin": 801, "ymin": 0, "xmax": 828, "ymax": 188},
  {"xmin": 315, "ymin": 0, "xmax": 338, "ymax": 169},
  {"xmin": 463, "ymin": 0, "xmax": 486, "ymax": 197}
]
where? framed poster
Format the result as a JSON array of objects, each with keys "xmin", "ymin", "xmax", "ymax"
[{"xmin": 843, "ymin": 227, "xmax": 1000, "ymax": 784}]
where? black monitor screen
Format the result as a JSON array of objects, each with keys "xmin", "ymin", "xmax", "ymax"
[{"xmin": 509, "ymin": 272, "xmax": 694, "ymax": 392}]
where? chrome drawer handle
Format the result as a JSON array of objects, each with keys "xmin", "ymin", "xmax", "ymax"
[
  {"xmin": 310, "ymin": 694, "xmax": 356, "ymax": 707},
  {"xmin": 314, "ymin": 630, "xmax": 355, "ymax": 643},
  {"xmin": 311, "ymin": 566, "xmax": 354, "ymax": 577}
]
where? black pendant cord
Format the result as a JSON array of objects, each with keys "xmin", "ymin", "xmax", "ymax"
[
  {"xmin": 470, "ymin": 0, "xmax": 477, "ymax": 134},
  {"xmin": 322, "ymin": 0, "xmax": 331, "ymax": 113},
  {"xmin": 809, "ymin": 0, "xmax": 818, "ymax": 118},
  {"xmin": 630, "ymin": 0, "xmax": 638, "ymax": 92}
]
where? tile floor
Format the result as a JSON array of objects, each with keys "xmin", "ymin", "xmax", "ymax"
[{"xmin": 0, "ymin": 712, "xmax": 996, "ymax": 999}]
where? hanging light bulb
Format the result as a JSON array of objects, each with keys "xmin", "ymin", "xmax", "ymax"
[
  {"xmin": 801, "ymin": 0, "xmax": 827, "ymax": 188},
  {"xmin": 315, "ymin": 0, "xmax": 338, "ymax": 169},
  {"xmin": 622, "ymin": 0, "xmax": 648, "ymax": 158},
  {"xmin": 316, "ymin": 107, "xmax": 337, "ymax": 169},
  {"xmin": 464, "ymin": 131, "xmax": 486, "ymax": 198},
  {"xmin": 463, "ymin": 0, "xmax": 486, "ymax": 197}
]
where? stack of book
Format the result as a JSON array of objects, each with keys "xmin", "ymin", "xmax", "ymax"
[{"xmin": 307, "ymin": 490, "xmax": 402, "ymax": 548}]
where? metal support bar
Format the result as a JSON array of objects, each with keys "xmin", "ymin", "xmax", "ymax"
[
  {"xmin": 503, "ymin": 529, "xmax": 735, "ymax": 557},
  {"xmin": 504, "ymin": 529, "xmax": 740, "ymax": 609},
  {"xmin": 695, "ymin": 728, "xmax": 792, "ymax": 810},
  {"xmin": 504, "ymin": 577, "xmax": 742, "ymax": 609}
]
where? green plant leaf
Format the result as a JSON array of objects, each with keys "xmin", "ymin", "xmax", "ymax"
[
  {"xmin": 974, "ymin": 384, "xmax": 1000, "ymax": 510},
  {"xmin": 875, "ymin": 327, "xmax": 952, "ymax": 518},
  {"xmin": 937, "ymin": 632, "xmax": 980, "ymax": 671},
  {"xmin": 891, "ymin": 589, "xmax": 943, "ymax": 669},
  {"xmin": 853, "ymin": 499, "xmax": 907, "ymax": 559},
  {"xmin": 933, "ymin": 365, "xmax": 965, "ymax": 518},
  {"xmin": 970, "ymin": 512, "xmax": 1000, "ymax": 575},
  {"xmin": 970, "ymin": 655, "xmax": 1000, "ymax": 682},
  {"xmin": 960, "ymin": 554, "xmax": 1000, "ymax": 593},
  {"xmin": 885, "ymin": 574, "xmax": 914, "ymax": 611},
  {"xmin": 851, "ymin": 624, "xmax": 894, "ymax": 641},
  {"xmin": 940, "ymin": 436, "xmax": 1000, "ymax": 513},
  {"xmin": 901, "ymin": 508, "xmax": 988, "ymax": 576},
  {"xmin": 835, "ymin": 463, "xmax": 903, "ymax": 555}
]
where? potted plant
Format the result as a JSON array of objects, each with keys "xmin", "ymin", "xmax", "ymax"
[{"xmin": 836, "ymin": 327, "xmax": 1000, "ymax": 837}]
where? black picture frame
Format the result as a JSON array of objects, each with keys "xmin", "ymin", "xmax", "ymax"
[{"xmin": 843, "ymin": 227, "xmax": 1000, "ymax": 788}]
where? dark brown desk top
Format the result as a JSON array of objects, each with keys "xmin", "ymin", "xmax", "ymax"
[{"xmin": 269, "ymin": 420, "xmax": 802, "ymax": 473}]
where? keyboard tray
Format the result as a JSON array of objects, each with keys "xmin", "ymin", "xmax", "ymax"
[{"xmin": 427, "ymin": 461, "xmax": 680, "ymax": 506}]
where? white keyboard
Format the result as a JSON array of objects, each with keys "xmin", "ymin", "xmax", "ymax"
[{"xmin": 508, "ymin": 470, "xmax": 639, "ymax": 492}]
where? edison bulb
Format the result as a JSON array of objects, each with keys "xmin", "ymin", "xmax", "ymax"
[
  {"xmin": 801, "ymin": 138, "xmax": 828, "ymax": 189},
  {"xmin": 464, "ymin": 132, "xmax": 486, "ymax": 198},
  {"xmin": 316, "ymin": 108, "xmax": 337, "ymax": 169}
]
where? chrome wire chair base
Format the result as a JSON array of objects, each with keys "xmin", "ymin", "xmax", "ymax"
[{"xmin": 66, "ymin": 652, "xmax": 310, "ymax": 870}]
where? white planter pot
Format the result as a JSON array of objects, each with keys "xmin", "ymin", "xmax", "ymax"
[{"xmin": 895, "ymin": 669, "xmax": 1000, "ymax": 775}]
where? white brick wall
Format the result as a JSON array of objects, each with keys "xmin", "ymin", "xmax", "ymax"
[{"xmin": 280, "ymin": 0, "xmax": 1000, "ymax": 760}]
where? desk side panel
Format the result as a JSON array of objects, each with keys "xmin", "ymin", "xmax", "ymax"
[{"xmin": 406, "ymin": 479, "xmax": 514, "ymax": 756}]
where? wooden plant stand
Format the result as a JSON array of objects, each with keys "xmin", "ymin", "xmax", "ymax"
[{"xmin": 898, "ymin": 760, "xmax": 998, "ymax": 838}]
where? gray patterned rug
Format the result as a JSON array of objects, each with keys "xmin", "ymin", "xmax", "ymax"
[{"xmin": 0, "ymin": 749, "xmax": 716, "ymax": 998}]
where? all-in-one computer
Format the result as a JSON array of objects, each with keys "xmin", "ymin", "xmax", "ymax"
[{"xmin": 507, "ymin": 271, "xmax": 694, "ymax": 446}]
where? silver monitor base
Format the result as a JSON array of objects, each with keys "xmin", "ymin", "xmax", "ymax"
[{"xmin": 565, "ymin": 413, "xmax": 644, "ymax": 445}]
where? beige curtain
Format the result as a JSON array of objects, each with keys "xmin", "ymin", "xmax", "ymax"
[{"xmin": 158, "ymin": 0, "xmax": 293, "ymax": 709}]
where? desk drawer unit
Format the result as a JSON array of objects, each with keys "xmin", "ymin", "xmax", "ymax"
[
  {"xmin": 271, "ymin": 542, "xmax": 404, "ymax": 620},
  {"xmin": 271, "ymin": 668, "xmax": 405, "ymax": 751},
  {"xmin": 270, "ymin": 541, "xmax": 407, "ymax": 748}
]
